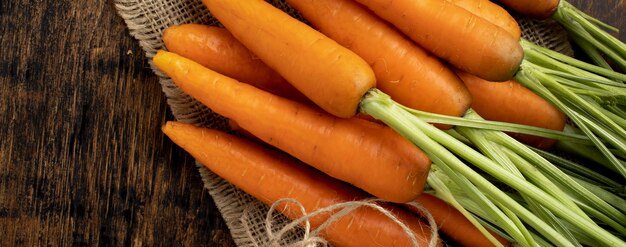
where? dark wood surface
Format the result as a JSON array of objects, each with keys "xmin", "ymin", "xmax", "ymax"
[{"xmin": 0, "ymin": 0, "xmax": 623, "ymax": 246}]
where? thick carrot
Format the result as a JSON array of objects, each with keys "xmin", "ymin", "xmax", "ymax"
[
  {"xmin": 286, "ymin": 0, "xmax": 472, "ymax": 130},
  {"xmin": 203, "ymin": 0, "xmax": 376, "ymax": 118},
  {"xmin": 412, "ymin": 193, "xmax": 510, "ymax": 247},
  {"xmin": 448, "ymin": 0, "xmax": 521, "ymax": 39},
  {"xmin": 154, "ymin": 50, "xmax": 431, "ymax": 203},
  {"xmin": 162, "ymin": 24, "xmax": 308, "ymax": 102},
  {"xmin": 162, "ymin": 121, "xmax": 440, "ymax": 247},
  {"xmin": 352, "ymin": 0, "xmax": 524, "ymax": 82},
  {"xmin": 456, "ymin": 70, "xmax": 567, "ymax": 149},
  {"xmin": 498, "ymin": 0, "xmax": 560, "ymax": 19}
]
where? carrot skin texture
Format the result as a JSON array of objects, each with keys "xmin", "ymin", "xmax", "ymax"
[
  {"xmin": 353, "ymin": 0, "xmax": 524, "ymax": 82},
  {"xmin": 154, "ymin": 50, "xmax": 431, "ymax": 203},
  {"xmin": 162, "ymin": 122, "xmax": 440, "ymax": 247},
  {"xmin": 286, "ymin": 0, "xmax": 472, "ymax": 130},
  {"xmin": 162, "ymin": 24, "xmax": 309, "ymax": 102},
  {"xmin": 163, "ymin": 24, "xmax": 378, "ymax": 122},
  {"xmin": 413, "ymin": 194, "xmax": 510, "ymax": 247},
  {"xmin": 498, "ymin": 0, "xmax": 560, "ymax": 19},
  {"xmin": 203, "ymin": 0, "xmax": 376, "ymax": 118},
  {"xmin": 456, "ymin": 71, "xmax": 567, "ymax": 149},
  {"xmin": 448, "ymin": 0, "xmax": 521, "ymax": 39}
]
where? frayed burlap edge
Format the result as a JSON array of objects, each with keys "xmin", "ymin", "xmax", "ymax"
[{"xmin": 114, "ymin": 0, "xmax": 306, "ymax": 246}]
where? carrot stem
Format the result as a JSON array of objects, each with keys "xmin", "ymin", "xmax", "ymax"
[
  {"xmin": 503, "ymin": 150, "xmax": 582, "ymax": 246},
  {"xmin": 552, "ymin": 1, "xmax": 626, "ymax": 70},
  {"xmin": 515, "ymin": 61, "xmax": 626, "ymax": 179},
  {"xmin": 362, "ymin": 90, "xmax": 606, "ymax": 246},
  {"xmin": 426, "ymin": 172, "xmax": 508, "ymax": 247},
  {"xmin": 429, "ymin": 109, "xmax": 625, "ymax": 232},
  {"xmin": 453, "ymin": 115, "xmax": 608, "ymax": 245},
  {"xmin": 571, "ymin": 35, "xmax": 614, "ymax": 70},
  {"xmin": 430, "ymin": 155, "xmax": 533, "ymax": 246},
  {"xmin": 572, "ymin": 178, "xmax": 626, "ymax": 215},
  {"xmin": 360, "ymin": 89, "xmax": 626, "ymax": 246},
  {"xmin": 401, "ymin": 107, "xmax": 592, "ymax": 145},
  {"xmin": 529, "ymin": 146, "xmax": 623, "ymax": 190},
  {"xmin": 521, "ymin": 39, "xmax": 626, "ymax": 82},
  {"xmin": 555, "ymin": 140, "xmax": 626, "ymax": 173},
  {"xmin": 457, "ymin": 126, "xmax": 589, "ymax": 222},
  {"xmin": 454, "ymin": 126, "xmax": 552, "ymax": 247},
  {"xmin": 607, "ymin": 105, "xmax": 626, "ymax": 122},
  {"xmin": 563, "ymin": 2, "xmax": 619, "ymax": 33},
  {"xmin": 483, "ymin": 128, "xmax": 626, "ymax": 230}
]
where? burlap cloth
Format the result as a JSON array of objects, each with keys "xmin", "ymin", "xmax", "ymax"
[{"xmin": 114, "ymin": 0, "xmax": 573, "ymax": 245}]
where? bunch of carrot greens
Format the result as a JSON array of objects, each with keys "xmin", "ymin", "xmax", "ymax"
[
  {"xmin": 499, "ymin": 0, "xmax": 626, "ymax": 71},
  {"xmin": 155, "ymin": 0, "xmax": 626, "ymax": 246},
  {"xmin": 495, "ymin": 0, "xmax": 626, "ymax": 177},
  {"xmin": 361, "ymin": 92, "xmax": 626, "ymax": 246}
]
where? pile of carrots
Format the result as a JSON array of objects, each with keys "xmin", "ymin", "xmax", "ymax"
[{"xmin": 149, "ymin": 0, "xmax": 626, "ymax": 246}]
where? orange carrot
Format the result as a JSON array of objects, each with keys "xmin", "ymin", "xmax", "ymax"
[
  {"xmin": 162, "ymin": 24, "xmax": 308, "ymax": 102},
  {"xmin": 203, "ymin": 0, "xmax": 376, "ymax": 118},
  {"xmin": 412, "ymin": 193, "xmax": 510, "ymax": 247},
  {"xmin": 498, "ymin": 0, "xmax": 560, "ymax": 19},
  {"xmin": 448, "ymin": 0, "xmax": 522, "ymax": 39},
  {"xmin": 352, "ymin": 0, "xmax": 524, "ymax": 82},
  {"xmin": 286, "ymin": 0, "xmax": 472, "ymax": 130},
  {"xmin": 456, "ymin": 70, "xmax": 567, "ymax": 149},
  {"xmin": 163, "ymin": 23, "xmax": 380, "ymax": 124},
  {"xmin": 162, "ymin": 121, "xmax": 440, "ymax": 247},
  {"xmin": 154, "ymin": 50, "xmax": 431, "ymax": 203}
]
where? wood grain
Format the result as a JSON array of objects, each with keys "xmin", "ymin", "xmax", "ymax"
[
  {"xmin": 0, "ymin": 0, "xmax": 235, "ymax": 246},
  {"xmin": 0, "ymin": 0, "xmax": 623, "ymax": 246}
]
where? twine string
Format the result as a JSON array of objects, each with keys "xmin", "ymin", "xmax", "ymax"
[{"xmin": 242, "ymin": 198, "xmax": 439, "ymax": 247}]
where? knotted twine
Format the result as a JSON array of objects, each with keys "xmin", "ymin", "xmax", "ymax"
[
  {"xmin": 239, "ymin": 198, "xmax": 439, "ymax": 247},
  {"xmin": 114, "ymin": 0, "xmax": 573, "ymax": 245}
]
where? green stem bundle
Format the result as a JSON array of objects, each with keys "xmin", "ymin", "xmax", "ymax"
[
  {"xmin": 517, "ymin": 40, "xmax": 626, "ymax": 179},
  {"xmin": 360, "ymin": 89, "xmax": 626, "ymax": 246},
  {"xmin": 552, "ymin": 1, "xmax": 626, "ymax": 72}
]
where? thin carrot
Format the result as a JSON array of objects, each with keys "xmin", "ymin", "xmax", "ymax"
[
  {"xmin": 448, "ymin": 0, "xmax": 522, "ymax": 39},
  {"xmin": 498, "ymin": 0, "xmax": 560, "ymax": 19},
  {"xmin": 286, "ymin": 0, "xmax": 472, "ymax": 130},
  {"xmin": 412, "ymin": 193, "xmax": 510, "ymax": 247},
  {"xmin": 162, "ymin": 24, "xmax": 308, "ymax": 102},
  {"xmin": 162, "ymin": 121, "xmax": 440, "ymax": 247},
  {"xmin": 154, "ymin": 50, "xmax": 431, "ymax": 203},
  {"xmin": 352, "ymin": 0, "xmax": 524, "ymax": 82},
  {"xmin": 202, "ymin": 0, "xmax": 376, "ymax": 118},
  {"xmin": 456, "ymin": 70, "xmax": 567, "ymax": 149}
]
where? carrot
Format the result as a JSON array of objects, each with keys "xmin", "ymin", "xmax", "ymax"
[
  {"xmin": 162, "ymin": 121, "xmax": 440, "ymax": 247},
  {"xmin": 162, "ymin": 24, "xmax": 308, "ymax": 102},
  {"xmin": 163, "ymin": 24, "xmax": 381, "ymax": 125},
  {"xmin": 153, "ymin": 50, "xmax": 431, "ymax": 203},
  {"xmin": 456, "ymin": 70, "xmax": 567, "ymax": 149},
  {"xmin": 498, "ymin": 0, "xmax": 560, "ymax": 19},
  {"xmin": 286, "ymin": 0, "xmax": 472, "ymax": 130},
  {"xmin": 412, "ymin": 193, "xmax": 510, "ymax": 247},
  {"xmin": 448, "ymin": 0, "xmax": 522, "ymax": 39},
  {"xmin": 351, "ymin": 0, "xmax": 524, "ymax": 82},
  {"xmin": 161, "ymin": 24, "xmax": 382, "ymax": 129},
  {"xmin": 202, "ymin": 0, "xmax": 376, "ymax": 118}
]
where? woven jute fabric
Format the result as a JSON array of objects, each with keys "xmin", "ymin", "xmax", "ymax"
[{"xmin": 114, "ymin": 0, "xmax": 572, "ymax": 245}]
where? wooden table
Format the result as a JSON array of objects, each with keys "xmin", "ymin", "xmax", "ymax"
[{"xmin": 0, "ymin": 0, "xmax": 623, "ymax": 246}]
